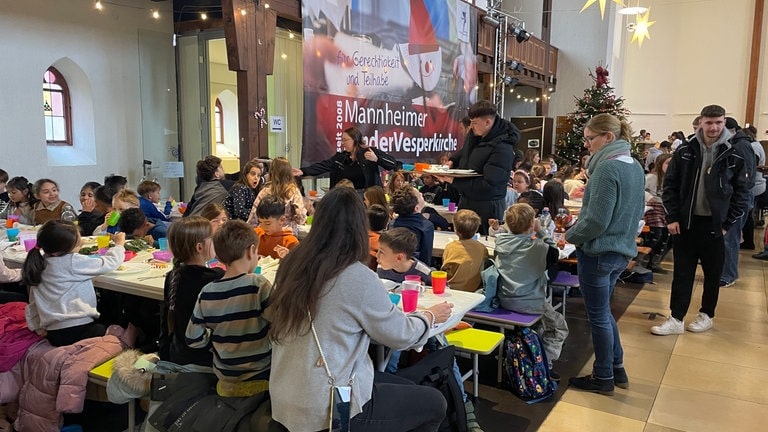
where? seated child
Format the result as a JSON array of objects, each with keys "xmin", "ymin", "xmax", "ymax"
[
  {"xmin": 254, "ymin": 195, "xmax": 299, "ymax": 259},
  {"xmin": 495, "ymin": 203, "xmax": 568, "ymax": 370},
  {"xmin": 118, "ymin": 207, "xmax": 169, "ymax": 247},
  {"xmin": 185, "ymin": 220, "xmax": 272, "ymax": 396},
  {"xmin": 377, "ymin": 227, "xmax": 432, "ymax": 285},
  {"xmin": 391, "ymin": 186, "xmax": 434, "ymax": 265},
  {"xmin": 441, "ymin": 210, "xmax": 488, "ymax": 292},
  {"xmin": 23, "ymin": 220, "xmax": 126, "ymax": 346},
  {"xmin": 159, "ymin": 216, "xmax": 224, "ymax": 367},
  {"xmin": 137, "ymin": 180, "xmax": 172, "ymax": 222},
  {"xmin": 76, "ymin": 181, "xmax": 104, "ymax": 236},
  {"xmin": 32, "ymin": 178, "xmax": 74, "ymax": 225},
  {"xmin": 93, "ymin": 188, "xmax": 140, "ymax": 235},
  {"xmin": 367, "ymin": 204, "xmax": 390, "ymax": 271}
]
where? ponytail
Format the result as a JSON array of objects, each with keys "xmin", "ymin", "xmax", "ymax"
[
  {"xmin": 22, "ymin": 248, "xmax": 47, "ymax": 287},
  {"xmin": 619, "ymin": 120, "xmax": 633, "ymax": 142}
]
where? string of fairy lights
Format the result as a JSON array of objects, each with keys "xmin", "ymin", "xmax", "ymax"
[{"xmin": 91, "ymin": 1, "xmax": 272, "ymax": 21}]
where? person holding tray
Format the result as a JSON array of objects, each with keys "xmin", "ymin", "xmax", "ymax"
[{"xmin": 435, "ymin": 100, "xmax": 520, "ymax": 234}]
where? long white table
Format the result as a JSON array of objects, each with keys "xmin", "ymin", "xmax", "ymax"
[
  {"xmin": 2, "ymin": 245, "xmax": 169, "ymax": 300},
  {"xmin": 375, "ymin": 288, "xmax": 484, "ymax": 371},
  {"xmin": 431, "ymin": 231, "xmax": 496, "ymax": 258}
]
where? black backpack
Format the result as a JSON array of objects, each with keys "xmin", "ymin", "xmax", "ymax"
[{"xmin": 395, "ymin": 346, "xmax": 468, "ymax": 432}]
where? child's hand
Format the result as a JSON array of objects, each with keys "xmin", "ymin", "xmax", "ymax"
[
  {"xmin": 36, "ymin": 329, "xmax": 48, "ymax": 337},
  {"xmin": 489, "ymin": 219, "xmax": 500, "ymax": 230},
  {"xmin": 112, "ymin": 232, "xmax": 126, "ymax": 246},
  {"xmin": 81, "ymin": 197, "xmax": 96, "ymax": 212},
  {"xmin": 274, "ymin": 245, "xmax": 290, "ymax": 259},
  {"xmin": 533, "ymin": 218, "xmax": 542, "ymax": 233},
  {"xmin": 144, "ymin": 235, "xmax": 155, "ymax": 246}
]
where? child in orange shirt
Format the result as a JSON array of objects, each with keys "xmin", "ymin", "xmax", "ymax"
[
  {"xmin": 254, "ymin": 195, "xmax": 299, "ymax": 259},
  {"xmin": 366, "ymin": 204, "xmax": 390, "ymax": 271}
]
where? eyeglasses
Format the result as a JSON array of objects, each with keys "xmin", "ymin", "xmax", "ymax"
[{"xmin": 583, "ymin": 134, "xmax": 603, "ymax": 143}]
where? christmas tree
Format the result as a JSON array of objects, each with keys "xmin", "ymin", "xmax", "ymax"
[{"xmin": 557, "ymin": 66, "xmax": 633, "ymax": 164}]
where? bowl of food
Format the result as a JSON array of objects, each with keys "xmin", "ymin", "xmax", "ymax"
[{"xmin": 152, "ymin": 250, "xmax": 173, "ymax": 262}]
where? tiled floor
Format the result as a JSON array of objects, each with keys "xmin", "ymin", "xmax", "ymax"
[
  {"xmin": 476, "ymin": 239, "xmax": 768, "ymax": 432},
  {"xmin": 547, "ymin": 246, "xmax": 768, "ymax": 432}
]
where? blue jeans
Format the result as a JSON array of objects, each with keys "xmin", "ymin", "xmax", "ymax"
[
  {"xmin": 722, "ymin": 192, "xmax": 753, "ymax": 283},
  {"xmin": 576, "ymin": 250, "xmax": 628, "ymax": 380}
]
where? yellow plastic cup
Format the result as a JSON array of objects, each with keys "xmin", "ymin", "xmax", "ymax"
[{"xmin": 97, "ymin": 235, "xmax": 111, "ymax": 249}]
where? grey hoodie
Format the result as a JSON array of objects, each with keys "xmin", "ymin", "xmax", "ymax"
[{"xmin": 495, "ymin": 230, "xmax": 558, "ymax": 313}]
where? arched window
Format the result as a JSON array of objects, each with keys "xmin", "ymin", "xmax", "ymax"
[
  {"xmin": 43, "ymin": 67, "xmax": 72, "ymax": 145},
  {"xmin": 214, "ymin": 98, "xmax": 224, "ymax": 144}
]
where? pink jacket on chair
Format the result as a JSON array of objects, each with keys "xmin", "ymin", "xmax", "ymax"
[{"xmin": 0, "ymin": 326, "xmax": 133, "ymax": 432}]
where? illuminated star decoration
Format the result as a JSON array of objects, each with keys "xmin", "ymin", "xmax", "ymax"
[
  {"xmin": 580, "ymin": 0, "xmax": 626, "ymax": 19},
  {"xmin": 631, "ymin": 8, "xmax": 656, "ymax": 47}
]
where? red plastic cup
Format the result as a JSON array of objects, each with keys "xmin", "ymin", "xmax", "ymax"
[
  {"xmin": 431, "ymin": 271, "xmax": 447, "ymax": 295},
  {"xmin": 401, "ymin": 290, "xmax": 419, "ymax": 313}
]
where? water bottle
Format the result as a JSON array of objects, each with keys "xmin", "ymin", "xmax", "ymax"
[
  {"xmin": 539, "ymin": 207, "xmax": 552, "ymax": 237},
  {"xmin": 61, "ymin": 204, "xmax": 77, "ymax": 222}
]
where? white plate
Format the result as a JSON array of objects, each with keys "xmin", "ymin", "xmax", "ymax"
[{"xmin": 109, "ymin": 262, "xmax": 152, "ymax": 276}]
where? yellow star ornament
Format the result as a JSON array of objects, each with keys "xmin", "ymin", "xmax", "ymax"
[
  {"xmin": 580, "ymin": 0, "xmax": 626, "ymax": 19},
  {"xmin": 632, "ymin": 8, "xmax": 656, "ymax": 47}
]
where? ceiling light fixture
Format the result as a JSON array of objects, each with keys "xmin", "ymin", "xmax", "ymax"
[
  {"xmin": 482, "ymin": 14, "xmax": 500, "ymax": 28},
  {"xmin": 507, "ymin": 60, "xmax": 524, "ymax": 73},
  {"xmin": 510, "ymin": 24, "xmax": 530, "ymax": 43},
  {"xmin": 95, "ymin": 1, "xmax": 103, "ymax": 11}
]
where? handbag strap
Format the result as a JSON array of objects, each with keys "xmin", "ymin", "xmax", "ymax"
[{"xmin": 309, "ymin": 310, "xmax": 336, "ymax": 386}]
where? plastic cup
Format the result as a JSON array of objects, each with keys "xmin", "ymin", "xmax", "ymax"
[
  {"xmin": 158, "ymin": 237, "xmax": 169, "ymax": 251},
  {"xmin": 388, "ymin": 292, "xmax": 401, "ymax": 306},
  {"xmin": 309, "ymin": 190, "xmax": 318, "ymax": 197},
  {"xmin": 6, "ymin": 228, "xmax": 19, "ymax": 242},
  {"xmin": 442, "ymin": 198, "xmax": 450, "ymax": 207},
  {"xmin": 431, "ymin": 271, "xmax": 447, "ymax": 295},
  {"xmin": 404, "ymin": 275, "xmax": 421, "ymax": 283},
  {"xmin": 5, "ymin": 219, "xmax": 13, "ymax": 228},
  {"xmin": 401, "ymin": 290, "xmax": 419, "ymax": 313},
  {"xmin": 23, "ymin": 238, "xmax": 37, "ymax": 252},
  {"xmin": 97, "ymin": 235, "xmax": 111, "ymax": 249},
  {"xmin": 448, "ymin": 202, "xmax": 457, "ymax": 212},
  {"xmin": 107, "ymin": 211, "xmax": 121, "ymax": 227}
]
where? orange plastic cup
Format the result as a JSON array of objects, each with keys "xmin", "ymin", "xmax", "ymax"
[
  {"xmin": 309, "ymin": 190, "xmax": 318, "ymax": 197},
  {"xmin": 431, "ymin": 271, "xmax": 447, "ymax": 294}
]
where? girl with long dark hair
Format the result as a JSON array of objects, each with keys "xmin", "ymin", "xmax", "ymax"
[{"xmin": 268, "ymin": 187, "xmax": 453, "ymax": 432}]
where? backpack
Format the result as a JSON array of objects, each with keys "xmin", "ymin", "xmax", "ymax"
[
  {"xmin": 396, "ymin": 345, "xmax": 468, "ymax": 432},
  {"xmin": 504, "ymin": 327, "xmax": 557, "ymax": 403}
]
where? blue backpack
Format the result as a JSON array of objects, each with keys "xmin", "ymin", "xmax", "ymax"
[{"xmin": 504, "ymin": 327, "xmax": 557, "ymax": 403}]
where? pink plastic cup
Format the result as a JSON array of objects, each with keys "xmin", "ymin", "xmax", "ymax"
[
  {"xmin": 23, "ymin": 238, "xmax": 37, "ymax": 252},
  {"xmin": 404, "ymin": 275, "xmax": 421, "ymax": 283},
  {"xmin": 448, "ymin": 202, "xmax": 457, "ymax": 212},
  {"xmin": 401, "ymin": 290, "xmax": 419, "ymax": 313}
]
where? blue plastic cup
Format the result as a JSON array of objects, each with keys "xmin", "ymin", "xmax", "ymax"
[
  {"xmin": 442, "ymin": 198, "xmax": 450, "ymax": 207},
  {"xmin": 6, "ymin": 228, "xmax": 19, "ymax": 242},
  {"xmin": 388, "ymin": 292, "xmax": 401, "ymax": 306},
  {"xmin": 158, "ymin": 237, "xmax": 169, "ymax": 250}
]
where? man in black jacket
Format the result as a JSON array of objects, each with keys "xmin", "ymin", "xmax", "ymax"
[
  {"xmin": 652, "ymin": 105, "xmax": 751, "ymax": 336},
  {"xmin": 437, "ymin": 100, "xmax": 519, "ymax": 234}
]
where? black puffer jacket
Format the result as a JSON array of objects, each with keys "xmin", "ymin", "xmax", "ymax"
[
  {"xmin": 663, "ymin": 132, "xmax": 751, "ymax": 234},
  {"xmin": 450, "ymin": 116, "xmax": 520, "ymax": 201}
]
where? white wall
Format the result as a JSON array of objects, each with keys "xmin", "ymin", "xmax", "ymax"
[
  {"xmin": 0, "ymin": 0, "xmax": 176, "ymax": 206},
  {"xmin": 545, "ymin": 0, "xmax": 767, "ymax": 142},
  {"xmin": 618, "ymin": 0, "xmax": 764, "ymax": 139}
]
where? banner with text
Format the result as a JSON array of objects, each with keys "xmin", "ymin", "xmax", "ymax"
[{"xmin": 301, "ymin": 0, "xmax": 478, "ymax": 165}]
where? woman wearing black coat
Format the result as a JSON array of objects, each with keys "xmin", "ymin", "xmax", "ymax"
[{"xmin": 295, "ymin": 127, "xmax": 398, "ymax": 190}]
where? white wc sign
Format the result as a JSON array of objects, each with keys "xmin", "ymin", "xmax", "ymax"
[{"xmin": 269, "ymin": 116, "xmax": 285, "ymax": 133}]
